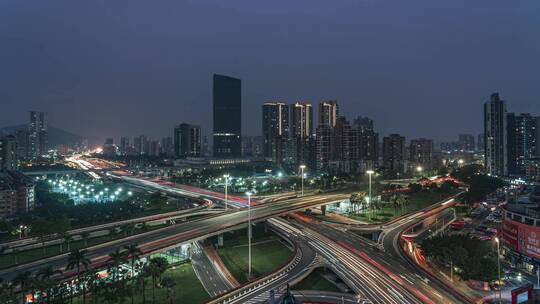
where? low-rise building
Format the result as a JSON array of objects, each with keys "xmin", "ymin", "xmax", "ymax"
[
  {"xmin": 502, "ymin": 186, "xmax": 540, "ymax": 273},
  {"xmin": 0, "ymin": 171, "xmax": 35, "ymax": 218}
]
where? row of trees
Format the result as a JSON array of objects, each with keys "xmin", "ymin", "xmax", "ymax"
[
  {"xmin": 421, "ymin": 234, "xmax": 498, "ymax": 282},
  {"xmin": 349, "ymin": 192, "xmax": 409, "ymax": 215},
  {"xmin": 2, "ymin": 219, "xmax": 153, "ymax": 269},
  {"xmin": 451, "ymin": 164, "xmax": 505, "ymax": 204},
  {"xmin": 0, "ymin": 244, "xmax": 175, "ymax": 304}
]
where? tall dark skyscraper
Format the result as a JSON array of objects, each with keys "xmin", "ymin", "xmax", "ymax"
[
  {"xmin": 174, "ymin": 123, "xmax": 202, "ymax": 158},
  {"xmin": 213, "ymin": 74, "xmax": 241, "ymax": 158},
  {"xmin": 484, "ymin": 93, "xmax": 507, "ymax": 176},
  {"xmin": 29, "ymin": 111, "xmax": 47, "ymax": 158},
  {"xmin": 507, "ymin": 113, "xmax": 537, "ymax": 175},
  {"xmin": 262, "ymin": 102, "xmax": 289, "ymax": 162}
]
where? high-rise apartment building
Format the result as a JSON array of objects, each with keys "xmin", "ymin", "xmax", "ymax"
[
  {"xmin": 458, "ymin": 134, "xmax": 475, "ymax": 152},
  {"xmin": 133, "ymin": 135, "xmax": 149, "ymax": 155},
  {"xmin": 29, "ymin": 111, "xmax": 48, "ymax": 158},
  {"xmin": 119, "ymin": 137, "xmax": 130, "ymax": 155},
  {"xmin": 290, "ymin": 102, "xmax": 313, "ymax": 139},
  {"xmin": 160, "ymin": 137, "xmax": 174, "ymax": 157},
  {"xmin": 0, "ymin": 171, "xmax": 35, "ymax": 218},
  {"xmin": 484, "ymin": 93, "xmax": 507, "ymax": 176},
  {"xmin": 290, "ymin": 102, "xmax": 314, "ymax": 168},
  {"xmin": 507, "ymin": 113, "xmax": 537, "ymax": 175},
  {"xmin": 353, "ymin": 116, "xmax": 378, "ymax": 171},
  {"xmin": 174, "ymin": 123, "xmax": 202, "ymax": 158},
  {"xmin": 382, "ymin": 134, "xmax": 406, "ymax": 179},
  {"xmin": 318, "ymin": 100, "xmax": 339, "ymax": 127},
  {"xmin": 410, "ymin": 138, "xmax": 434, "ymax": 171},
  {"xmin": 213, "ymin": 74, "xmax": 241, "ymax": 158},
  {"xmin": 262, "ymin": 102, "xmax": 289, "ymax": 162},
  {"xmin": 537, "ymin": 118, "xmax": 540, "ymax": 157},
  {"xmin": 242, "ymin": 136, "xmax": 264, "ymax": 157},
  {"xmin": 477, "ymin": 133, "xmax": 485, "ymax": 152},
  {"xmin": 0, "ymin": 135, "xmax": 17, "ymax": 170}
]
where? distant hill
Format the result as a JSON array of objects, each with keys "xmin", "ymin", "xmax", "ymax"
[{"xmin": 0, "ymin": 124, "xmax": 91, "ymax": 147}]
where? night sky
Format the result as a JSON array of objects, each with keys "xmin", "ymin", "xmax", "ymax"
[{"xmin": 1, "ymin": 0, "xmax": 539, "ymax": 143}]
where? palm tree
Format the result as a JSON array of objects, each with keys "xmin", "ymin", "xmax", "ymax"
[
  {"xmin": 161, "ymin": 276, "xmax": 176, "ymax": 304},
  {"xmin": 138, "ymin": 261, "xmax": 151, "ymax": 304},
  {"xmin": 12, "ymin": 271, "xmax": 32, "ymax": 304},
  {"xmin": 66, "ymin": 249, "xmax": 91, "ymax": 304},
  {"xmin": 84, "ymin": 273, "xmax": 101, "ymax": 304},
  {"xmin": 124, "ymin": 244, "xmax": 142, "ymax": 304},
  {"xmin": 81, "ymin": 231, "xmax": 91, "ymax": 247},
  {"xmin": 148, "ymin": 257, "xmax": 169, "ymax": 304},
  {"xmin": 107, "ymin": 248, "xmax": 128, "ymax": 283}
]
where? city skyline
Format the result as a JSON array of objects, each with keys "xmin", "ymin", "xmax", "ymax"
[
  {"xmin": 2, "ymin": 2, "xmax": 540, "ymax": 303},
  {"xmin": 2, "ymin": 1, "xmax": 540, "ymax": 142}
]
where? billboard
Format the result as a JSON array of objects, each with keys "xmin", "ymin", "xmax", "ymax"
[
  {"xmin": 518, "ymin": 225, "xmax": 540, "ymax": 260},
  {"xmin": 502, "ymin": 220, "xmax": 519, "ymax": 251},
  {"xmin": 503, "ymin": 218, "xmax": 540, "ymax": 260}
]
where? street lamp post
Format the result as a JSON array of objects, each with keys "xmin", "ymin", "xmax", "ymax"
[
  {"xmin": 300, "ymin": 165, "xmax": 306, "ymax": 197},
  {"xmin": 246, "ymin": 191, "xmax": 253, "ymax": 278},
  {"xmin": 223, "ymin": 174, "xmax": 230, "ymax": 210},
  {"xmin": 366, "ymin": 170, "xmax": 374, "ymax": 210},
  {"xmin": 497, "ymin": 238, "xmax": 502, "ymax": 304},
  {"xmin": 416, "ymin": 166, "xmax": 423, "ymax": 178}
]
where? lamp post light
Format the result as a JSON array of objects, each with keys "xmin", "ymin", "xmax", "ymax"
[
  {"xmin": 366, "ymin": 170, "xmax": 374, "ymax": 209},
  {"xmin": 300, "ymin": 165, "xmax": 306, "ymax": 196},
  {"xmin": 246, "ymin": 191, "xmax": 253, "ymax": 278},
  {"xmin": 18, "ymin": 225, "xmax": 27, "ymax": 239},
  {"xmin": 416, "ymin": 166, "xmax": 423, "ymax": 178},
  {"xmin": 495, "ymin": 237, "xmax": 502, "ymax": 303},
  {"xmin": 223, "ymin": 174, "xmax": 230, "ymax": 210}
]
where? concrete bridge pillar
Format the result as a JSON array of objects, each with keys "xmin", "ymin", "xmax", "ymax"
[{"xmin": 218, "ymin": 233, "xmax": 224, "ymax": 247}]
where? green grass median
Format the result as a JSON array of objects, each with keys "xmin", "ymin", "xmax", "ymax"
[
  {"xmin": 212, "ymin": 223, "xmax": 293, "ymax": 283},
  {"xmin": 292, "ymin": 268, "xmax": 342, "ymax": 293}
]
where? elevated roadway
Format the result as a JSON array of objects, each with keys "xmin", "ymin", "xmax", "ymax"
[{"xmin": 0, "ymin": 193, "xmax": 348, "ymax": 280}]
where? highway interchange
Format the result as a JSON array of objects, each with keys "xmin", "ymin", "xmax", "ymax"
[{"xmin": 2, "ymin": 170, "xmax": 473, "ymax": 304}]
